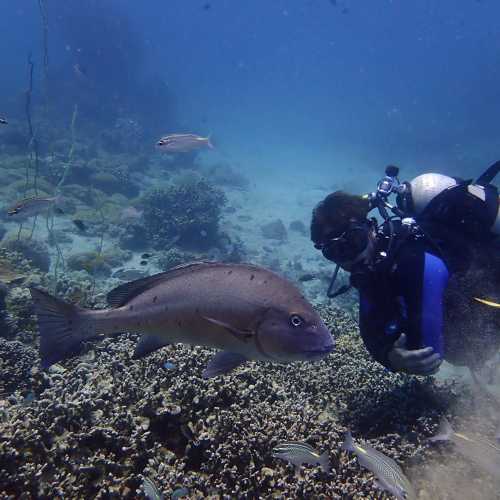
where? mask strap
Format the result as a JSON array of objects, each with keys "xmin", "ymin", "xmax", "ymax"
[{"xmin": 327, "ymin": 264, "xmax": 352, "ymax": 298}]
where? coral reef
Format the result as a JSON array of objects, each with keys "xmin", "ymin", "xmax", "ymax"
[
  {"xmin": 0, "ymin": 338, "xmax": 37, "ymax": 394},
  {"xmin": 157, "ymin": 248, "xmax": 196, "ymax": 271},
  {"xmin": 119, "ymin": 223, "xmax": 149, "ymax": 251},
  {"xmin": 142, "ymin": 179, "xmax": 226, "ymax": 250},
  {"xmin": 67, "ymin": 250, "xmax": 132, "ymax": 278},
  {"xmin": 1, "ymin": 301, "xmax": 493, "ymax": 499},
  {"xmin": 2, "ymin": 236, "xmax": 51, "ymax": 272}
]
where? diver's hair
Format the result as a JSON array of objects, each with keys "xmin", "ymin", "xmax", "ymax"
[{"xmin": 310, "ymin": 191, "xmax": 370, "ymax": 244}]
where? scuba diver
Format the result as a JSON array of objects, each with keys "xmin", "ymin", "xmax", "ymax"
[{"xmin": 311, "ymin": 162, "xmax": 500, "ymax": 376}]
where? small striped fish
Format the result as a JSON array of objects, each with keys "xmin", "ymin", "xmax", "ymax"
[
  {"xmin": 272, "ymin": 441, "xmax": 330, "ymax": 473},
  {"xmin": 156, "ymin": 133, "xmax": 213, "ymax": 153},
  {"xmin": 342, "ymin": 432, "xmax": 416, "ymax": 500},
  {"xmin": 431, "ymin": 417, "xmax": 500, "ymax": 478},
  {"xmin": 143, "ymin": 477, "xmax": 164, "ymax": 500}
]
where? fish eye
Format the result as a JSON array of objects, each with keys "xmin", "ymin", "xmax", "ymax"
[{"xmin": 289, "ymin": 314, "xmax": 304, "ymax": 327}]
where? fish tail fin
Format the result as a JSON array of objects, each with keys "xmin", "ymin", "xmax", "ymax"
[
  {"xmin": 341, "ymin": 431, "xmax": 355, "ymax": 452},
  {"xmin": 30, "ymin": 287, "xmax": 94, "ymax": 368},
  {"xmin": 207, "ymin": 133, "xmax": 215, "ymax": 149},
  {"xmin": 429, "ymin": 417, "xmax": 453, "ymax": 442},
  {"xmin": 319, "ymin": 451, "xmax": 331, "ymax": 473}
]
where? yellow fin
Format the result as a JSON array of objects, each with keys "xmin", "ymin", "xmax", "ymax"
[{"xmin": 474, "ymin": 297, "xmax": 500, "ymax": 308}]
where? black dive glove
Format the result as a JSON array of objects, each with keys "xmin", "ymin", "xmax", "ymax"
[{"xmin": 387, "ymin": 334, "xmax": 442, "ymax": 376}]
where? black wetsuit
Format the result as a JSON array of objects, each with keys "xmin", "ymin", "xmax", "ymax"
[{"xmin": 352, "ymin": 223, "xmax": 451, "ymax": 370}]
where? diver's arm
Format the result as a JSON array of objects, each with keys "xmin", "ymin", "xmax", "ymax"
[
  {"xmin": 358, "ymin": 292, "xmax": 395, "ymax": 369},
  {"xmin": 397, "ymin": 247, "xmax": 448, "ymax": 356},
  {"xmin": 390, "ymin": 247, "xmax": 446, "ymax": 375}
]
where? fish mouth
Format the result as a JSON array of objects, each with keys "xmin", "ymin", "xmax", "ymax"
[{"xmin": 304, "ymin": 344, "xmax": 334, "ymax": 359}]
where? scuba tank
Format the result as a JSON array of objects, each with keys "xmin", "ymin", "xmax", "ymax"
[{"xmin": 395, "ymin": 161, "xmax": 500, "ymax": 239}]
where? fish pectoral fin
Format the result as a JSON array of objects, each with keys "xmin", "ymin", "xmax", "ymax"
[
  {"xmin": 202, "ymin": 351, "xmax": 247, "ymax": 379},
  {"xmin": 202, "ymin": 316, "xmax": 254, "ymax": 342},
  {"xmin": 133, "ymin": 335, "xmax": 170, "ymax": 359}
]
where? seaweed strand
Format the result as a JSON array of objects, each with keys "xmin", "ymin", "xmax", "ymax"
[{"xmin": 38, "ymin": 0, "xmax": 49, "ymax": 113}]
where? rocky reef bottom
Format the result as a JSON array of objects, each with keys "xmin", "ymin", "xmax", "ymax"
[{"xmin": 0, "ymin": 306, "xmax": 499, "ymax": 499}]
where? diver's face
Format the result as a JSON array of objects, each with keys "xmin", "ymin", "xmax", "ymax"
[
  {"xmin": 320, "ymin": 221, "xmax": 373, "ymax": 270},
  {"xmin": 340, "ymin": 227, "xmax": 377, "ymax": 271}
]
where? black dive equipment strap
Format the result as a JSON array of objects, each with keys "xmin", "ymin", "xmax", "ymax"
[{"xmin": 476, "ymin": 159, "xmax": 500, "ymax": 186}]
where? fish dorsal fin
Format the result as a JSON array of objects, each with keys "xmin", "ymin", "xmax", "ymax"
[{"xmin": 107, "ymin": 261, "xmax": 215, "ymax": 308}]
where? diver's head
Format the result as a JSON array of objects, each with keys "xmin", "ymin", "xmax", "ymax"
[{"xmin": 311, "ymin": 191, "xmax": 374, "ymax": 270}]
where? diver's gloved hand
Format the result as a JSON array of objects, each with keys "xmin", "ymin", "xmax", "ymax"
[{"xmin": 387, "ymin": 334, "xmax": 442, "ymax": 376}]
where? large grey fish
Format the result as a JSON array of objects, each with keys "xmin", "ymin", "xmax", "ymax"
[
  {"xmin": 342, "ymin": 432, "xmax": 416, "ymax": 500},
  {"xmin": 156, "ymin": 133, "xmax": 214, "ymax": 153},
  {"xmin": 30, "ymin": 262, "xmax": 334, "ymax": 376},
  {"xmin": 430, "ymin": 417, "xmax": 500, "ymax": 478},
  {"xmin": 272, "ymin": 441, "xmax": 330, "ymax": 473},
  {"xmin": 7, "ymin": 195, "xmax": 63, "ymax": 218}
]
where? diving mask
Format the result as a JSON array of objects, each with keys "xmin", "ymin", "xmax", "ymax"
[{"xmin": 316, "ymin": 222, "xmax": 370, "ymax": 263}]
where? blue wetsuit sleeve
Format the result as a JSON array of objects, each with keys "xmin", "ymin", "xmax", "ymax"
[
  {"xmin": 358, "ymin": 290, "xmax": 396, "ymax": 369},
  {"xmin": 396, "ymin": 249, "xmax": 448, "ymax": 356}
]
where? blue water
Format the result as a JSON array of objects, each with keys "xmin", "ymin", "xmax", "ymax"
[
  {"xmin": 2, "ymin": 0, "xmax": 499, "ymax": 188},
  {"xmin": 1, "ymin": 3, "xmax": 500, "ymax": 498}
]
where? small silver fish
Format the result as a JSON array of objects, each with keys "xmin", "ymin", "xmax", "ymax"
[
  {"xmin": 156, "ymin": 133, "xmax": 214, "ymax": 153},
  {"xmin": 0, "ymin": 117, "xmax": 7, "ymax": 125},
  {"xmin": 272, "ymin": 441, "xmax": 330, "ymax": 473},
  {"xmin": 7, "ymin": 196, "xmax": 62, "ymax": 218},
  {"xmin": 430, "ymin": 417, "xmax": 500, "ymax": 478},
  {"xmin": 143, "ymin": 477, "xmax": 164, "ymax": 500},
  {"xmin": 342, "ymin": 432, "xmax": 416, "ymax": 500}
]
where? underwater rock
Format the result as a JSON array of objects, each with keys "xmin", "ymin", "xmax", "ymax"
[
  {"xmin": 142, "ymin": 178, "xmax": 226, "ymax": 250},
  {"xmin": 2, "ymin": 236, "xmax": 51, "ymax": 272},
  {"xmin": 289, "ymin": 219, "xmax": 307, "ymax": 236},
  {"xmin": 261, "ymin": 219, "xmax": 288, "ymax": 241}
]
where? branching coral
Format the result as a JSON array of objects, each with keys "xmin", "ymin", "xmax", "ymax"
[{"xmin": 142, "ymin": 178, "xmax": 226, "ymax": 250}]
